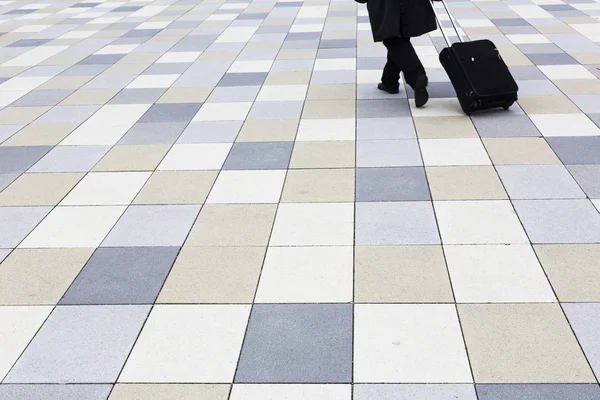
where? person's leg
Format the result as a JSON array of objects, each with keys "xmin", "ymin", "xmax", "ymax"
[
  {"xmin": 379, "ymin": 50, "xmax": 401, "ymax": 94},
  {"xmin": 385, "ymin": 37, "xmax": 429, "ymax": 107}
]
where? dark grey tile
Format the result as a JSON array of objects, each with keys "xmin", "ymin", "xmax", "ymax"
[
  {"xmin": 527, "ymin": 53, "xmax": 578, "ymax": 65},
  {"xmin": 119, "ymin": 122, "xmax": 187, "ymax": 145},
  {"xmin": 0, "ymin": 146, "xmax": 52, "ymax": 174},
  {"xmin": 319, "ymin": 39, "xmax": 356, "ymax": 49},
  {"xmin": 223, "ymin": 142, "xmax": 293, "ymax": 170},
  {"xmin": 357, "ymin": 99, "xmax": 411, "ymax": 118},
  {"xmin": 547, "ymin": 137, "xmax": 600, "ymax": 165},
  {"xmin": 356, "ymin": 167, "xmax": 430, "ymax": 201},
  {"xmin": 78, "ymin": 54, "xmax": 125, "ymax": 65},
  {"xmin": 567, "ymin": 165, "xmax": 600, "ymax": 198},
  {"xmin": 563, "ymin": 303, "xmax": 600, "ymax": 377},
  {"xmin": 476, "ymin": 384, "xmax": 600, "ymax": 400},
  {"xmin": 218, "ymin": 73, "xmax": 268, "ymax": 87},
  {"xmin": 12, "ymin": 90, "xmax": 73, "ymax": 107},
  {"xmin": 138, "ymin": 103, "xmax": 202, "ymax": 123},
  {"xmin": 235, "ymin": 304, "xmax": 353, "ymax": 383},
  {"xmin": 355, "ymin": 384, "xmax": 477, "ymax": 400},
  {"xmin": 109, "ymin": 88, "xmax": 166, "ymax": 105},
  {"xmin": 473, "ymin": 115, "xmax": 540, "ymax": 137},
  {"xmin": 0, "ymin": 174, "xmax": 19, "ymax": 192},
  {"xmin": 7, "ymin": 39, "xmax": 50, "ymax": 47}
]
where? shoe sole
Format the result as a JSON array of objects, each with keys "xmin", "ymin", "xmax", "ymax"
[
  {"xmin": 377, "ymin": 83, "xmax": 400, "ymax": 95},
  {"xmin": 414, "ymin": 76, "xmax": 429, "ymax": 108}
]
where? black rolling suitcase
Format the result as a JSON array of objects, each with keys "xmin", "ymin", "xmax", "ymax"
[{"xmin": 433, "ymin": 0, "xmax": 519, "ymax": 115}]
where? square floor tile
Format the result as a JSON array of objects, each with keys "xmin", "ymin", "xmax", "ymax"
[
  {"xmin": 224, "ymin": 142, "xmax": 293, "ymax": 170},
  {"xmin": 158, "ymin": 143, "xmax": 232, "ymax": 170},
  {"xmin": 483, "ymin": 137, "xmax": 560, "ymax": 165},
  {"xmin": 472, "ymin": 115, "xmax": 540, "ymax": 138},
  {"xmin": 257, "ymin": 84, "xmax": 308, "ymax": 101},
  {"xmin": 563, "ymin": 303, "xmax": 600, "ymax": 377},
  {"xmin": 356, "ymin": 167, "xmax": 430, "ymax": 201},
  {"xmin": 356, "ymin": 140, "xmax": 422, "ymax": 167},
  {"xmin": 355, "ymin": 202, "xmax": 440, "ymax": 245},
  {"xmin": 185, "ymin": 204, "xmax": 277, "ymax": 246},
  {"xmin": 0, "ymin": 146, "xmax": 52, "ymax": 174},
  {"xmin": 4, "ymin": 305, "xmax": 150, "ymax": 383},
  {"xmin": 426, "ymin": 166, "xmax": 507, "ymax": 200},
  {"xmin": 414, "ymin": 116, "xmax": 477, "ymax": 139},
  {"xmin": 29, "ymin": 145, "xmax": 110, "ymax": 173},
  {"xmin": 354, "ymin": 246, "xmax": 453, "ymax": 303},
  {"xmin": 354, "ymin": 384, "xmax": 477, "ymax": 400},
  {"xmin": 458, "ymin": 303, "xmax": 595, "ymax": 383},
  {"xmin": 529, "ymin": 114, "xmax": 600, "ymax": 137},
  {"xmin": 0, "ymin": 384, "xmax": 113, "ymax": 400},
  {"xmin": 354, "ymin": 304, "xmax": 472, "ymax": 383},
  {"xmin": 535, "ymin": 244, "xmax": 600, "ymax": 302},
  {"xmin": 270, "ymin": 203, "xmax": 353, "ymax": 246},
  {"xmin": 230, "ymin": 384, "xmax": 351, "ymax": 400},
  {"xmin": 567, "ymin": 165, "xmax": 600, "ymax": 198},
  {"xmin": 60, "ymin": 247, "xmax": 179, "ymax": 305},
  {"xmin": 539, "ymin": 65, "xmax": 596, "ymax": 80},
  {"xmin": 60, "ymin": 172, "xmax": 151, "ymax": 205},
  {"xmin": 296, "ymin": 118, "xmax": 355, "ymax": 141},
  {"xmin": 497, "ymin": 165, "xmax": 585, "ymax": 199},
  {"xmin": 0, "ymin": 306, "xmax": 52, "ymax": 380},
  {"xmin": 255, "ymin": 246, "xmax": 353, "ymax": 303},
  {"xmin": 420, "ymin": 139, "xmax": 491, "ymax": 166},
  {"xmin": 102, "ymin": 205, "xmax": 200, "ymax": 247},
  {"xmin": 547, "ymin": 137, "xmax": 600, "ymax": 165},
  {"xmin": 281, "ymin": 168, "xmax": 355, "ymax": 203},
  {"xmin": 476, "ymin": 384, "xmax": 600, "ymax": 400},
  {"xmin": 109, "ymin": 384, "xmax": 230, "ymax": 400},
  {"xmin": 93, "ymin": 145, "xmax": 169, "ymax": 172},
  {"xmin": 290, "ymin": 141, "xmax": 355, "ymax": 168},
  {"xmin": 134, "ymin": 171, "xmax": 218, "ymax": 205},
  {"xmin": 235, "ymin": 304, "xmax": 352, "ymax": 383},
  {"xmin": 0, "ymin": 248, "xmax": 93, "ymax": 305},
  {"xmin": 514, "ymin": 199, "xmax": 600, "ymax": 243},
  {"xmin": 119, "ymin": 305, "xmax": 250, "ymax": 383},
  {"xmin": 445, "ymin": 244, "xmax": 555, "ymax": 303},
  {"xmin": 207, "ymin": 170, "xmax": 286, "ymax": 203},
  {"xmin": 19, "ymin": 206, "xmax": 125, "ymax": 249},
  {"xmin": 0, "ymin": 173, "xmax": 83, "ymax": 206},
  {"xmin": 435, "ymin": 201, "xmax": 529, "ymax": 245},
  {"xmin": 237, "ymin": 120, "xmax": 298, "ymax": 142},
  {"xmin": 0, "ymin": 206, "xmax": 52, "ymax": 248},
  {"xmin": 138, "ymin": 103, "xmax": 202, "ymax": 123},
  {"xmin": 158, "ymin": 246, "xmax": 265, "ymax": 304},
  {"xmin": 357, "ymin": 117, "xmax": 416, "ymax": 140},
  {"xmin": 194, "ymin": 102, "xmax": 252, "ymax": 121},
  {"xmin": 178, "ymin": 121, "xmax": 242, "ymax": 144}
]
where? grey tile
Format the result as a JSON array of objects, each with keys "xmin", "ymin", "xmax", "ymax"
[
  {"xmin": 357, "ymin": 100, "xmax": 411, "ymax": 118},
  {"xmin": 355, "ymin": 201, "xmax": 441, "ymax": 245},
  {"xmin": 527, "ymin": 53, "xmax": 578, "ymax": 65},
  {"xmin": 177, "ymin": 121, "xmax": 242, "ymax": 143},
  {"xmin": 0, "ymin": 146, "xmax": 52, "ymax": 174},
  {"xmin": 4, "ymin": 306, "xmax": 150, "ymax": 383},
  {"xmin": 357, "ymin": 117, "xmax": 416, "ymax": 140},
  {"xmin": 310, "ymin": 71, "xmax": 356, "ymax": 84},
  {"xmin": 29, "ymin": 146, "xmax": 111, "ymax": 173},
  {"xmin": 0, "ymin": 249, "xmax": 11, "ymax": 263},
  {"xmin": 563, "ymin": 303, "xmax": 600, "ymax": 377},
  {"xmin": 207, "ymin": 86, "xmax": 260, "ymax": 102},
  {"xmin": 60, "ymin": 247, "xmax": 179, "ymax": 305},
  {"xmin": 78, "ymin": 54, "xmax": 125, "ymax": 65},
  {"xmin": 354, "ymin": 384, "xmax": 477, "ymax": 400},
  {"xmin": 319, "ymin": 39, "xmax": 356, "ymax": 49},
  {"xmin": 357, "ymin": 140, "xmax": 423, "ymax": 167},
  {"xmin": 138, "ymin": 103, "xmax": 202, "ymax": 123},
  {"xmin": 109, "ymin": 88, "xmax": 166, "ymax": 105},
  {"xmin": 569, "ymin": 95, "xmax": 600, "ymax": 114},
  {"xmin": 356, "ymin": 167, "xmax": 431, "ymax": 201},
  {"xmin": 36, "ymin": 105, "xmax": 100, "ymax": 124},
  {"xmin": 83, "ymin": 75, "xmax": 135, "ymax": 90},
  {"xmin": 0, "ymin": 125, "xmax": 23, "ymax": 144},
  {"xmin": 472, "ymin": 115, "xmax": 540, "ymax": 137},
  {"xmin": 567, "ymin": 165, "xmax": 600, "ymax": 198},
  {"xmin": 476, "ymin": 384, "xmax": 600, "ymax": 400},
  {"xmin": 517, "ymin": 43, "xmax": 564, "ymax": 54},
  {"xmin": 509, "ymin": 66, "xmax": 547, "ymax": 80},
  {"xmin": 497, "ymin": 165, "xmax": 585, "ymax": 199},
  {"xmin": 12, "ymin": 90, "xmax": 74, "ymax": 107},
  {"xmin": 223, "ymin": 142, "xmax": 293, "ymax": 170},
  {"xmin": 513, "ymin": 199, "xmax": 600, "ymax": 244},
  {"xmin": 143, "ymin": 63, "xmax": 189, "ymax": 75},
  {"xmin": 0, "ymin": 385, "xmax": 112, "ymax": 400},
  {"xmin": 235, "ymin": 304, "xmax": 352, "ymax": 383},
  {"xmin": 517, "ymin": 80, "xmax": 561, "ymax": 96},
  {"xmin": 218, "ymin": 73, "xmax": 267, "ymax": 87},
  {"xmin": 0, "ymin": 174, "xmax": 19, "ymax": 192},
  {"xmin": 547, "ymin": 137, "xmax": 600, "ymax": 165},
  {"xmin": 101, "ymin": 205, "xmax": 201, "ymax": 247},
  {"xmin": 0, "ymin": 207, "xmax": 51, "ymax": 248},
  {"xmin": 247, "ymin": 101, "xmax": 304, "ymax": 120},
  {"xmin": 119, "ymin": 122, "xmax": 187, "ymax": 145}
]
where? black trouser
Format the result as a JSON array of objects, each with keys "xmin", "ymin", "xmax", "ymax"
[{"xmin": 381, "ymin": 37, "xmax": 426, "ymax": 91}]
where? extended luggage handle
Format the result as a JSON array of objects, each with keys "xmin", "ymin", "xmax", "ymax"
[{"xmin": 431, "ymin": 0, "xmax": 464, "ymax": 46}]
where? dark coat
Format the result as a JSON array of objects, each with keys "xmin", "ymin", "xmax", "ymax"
[{"xmin": 366, "ymin": 0, "xmax": 437, "ymax": 42}]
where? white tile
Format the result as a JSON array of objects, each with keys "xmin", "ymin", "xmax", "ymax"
[
  {"xmin": 445, "ymin": 245, "xmax": 556, "ymax": 303},
  {"xmin": 158, "ymin": 143, "xmax": 232, "ymax": 170},
  {"xmin": 206, "ymin": 13, "xmax": 238, "ymax": 21},
  {"xmin": 13, "ymin": 24, "xmax": 50, "ymax": 33},
  {"xmin": 420, "ymin": 139, "xmax": 492, "ymax": 166},
  {"xmin": 230, "ymin": 384, "xmax": 351, "ymax": 400},
  {"xmin": 60, "ymin": 30, "xmax": 97, "ymax": 39},
  {"xmin": 270, "ymin": 203, "xmax": 354, "ymax": 246},
  {"xmin": 1, "ymin": 46, "xmax": 66, "ymax": 67},
  {"xmin": 314, "ymin": 58, "xmax": 357, "ymax": 71},
  {"xmin": 193, "ymin": 102, "xmax": 252, "ymax": 121},
  {"xmin": 60, "ymin": 172, "xmax": 151, "ymax": 206},
  {"xmin": 592, "ymin": 199, "xmax": 600, "ymax": 213},
  {"xmin": 228, "ymin": 60, "xmax": 273, "ymax": 73},
  {"xmin": 220, "ymin": 3, "xmax": 249, "ymax": 9},
  {"xmin": 127, "ymin": 74, "xmax": 180, "ymax": 89},
  {"xmin": 296, "ymin": 5, "xmax": 328, "ymax": 18},
  {"xmin": 457, "ymin": 18, "xmax": 494, "ymax": 27},
  {"xmin": 410, "ymin": 98, "xmax": 464, "ymax": 117},
  {"xmin": 61, "ymin": 104, "xmax": 151, "ymax": 146},
  {"xmin": 509, "ymin": 5, "xmax": 553, "ymax": 18},
  {"xmin": 0, "ymin": 306, "xmax": 53, "ymax": 380},
  {"xmin": 255, "ymin": 246, "xmax": 353, "ymax": 303},
  {"xmin": 130, "ymin": 5, "xmax": 167, "ymax": 17},
  {"xmin": 135, "ymin": 21, "xmax": 170, "ymax": 29},
  {"xmin": 95, "ymin": 44, "xmax": 139, "ymax": 55},
  {"xmin": 434, "ymin": 200, "xmax": 529, "ymax": 245},
  {"xmin": 529, "ymin": 114, "xmax": 600, "ymax": 137},
  {"xmin": 0, "ymin": 76, "xmax": 51, "ymax": 92},
  {"xmin": 216, "ymin": 26, "xmax": 257, "ymax": 42},
  {"xmin": 296, "ymin": 118, "xmax": 355, "ymax": 141},
  {"xmin": 354, "ymin": 304, "xmax": 472, "ymax": 383},
  {"xmin": 156, "ymin": 51, "xmax": 202, "ymax": 64},
  {"xmin": 0, "ymin": 90, "xmax": 28, "ymax": 107},
  {"xmin": 572, "ymin": 23, "xmax": 600, "ymax": 42},
  {"xmin": 256, "ymin": 85, "xmax": 308, "ymax": 101},
  {"xmin": 19, "ymin": 206, "xmax": 126, "ymax": 248},
  {"xmin": 119, "ymin": 305, "xmax": 250, "ymax": 383},
  {"xmin": 507, "ymin": 34, "xmax": 551, "ymax": 44},
  {"xmin": 357, "ymin": 69, "xmax": 388, "ymax": 84},
  {"xmin": 539, "ymin": 65, "xmax": 596, "ymax": 80},
  {"xmin": 206, "ymin": 170, "xmax": 286, "ymax": 204},
  {"xmin": 289, "ymin": 23, "xmax": 324, "ymax": 33}
]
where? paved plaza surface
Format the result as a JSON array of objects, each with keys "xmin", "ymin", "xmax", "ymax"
[{"xmin": 1, "ymin": 0, "xmax": 600, "ymax": 397}]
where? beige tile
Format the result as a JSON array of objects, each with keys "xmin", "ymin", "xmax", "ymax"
[
  {"xmin": 554, "ymin": 79, "xmax": 600, "ymax": 95},
  {"xmin": 60, "ymin": 89, "xmax": 120, "ymax": 105},
  {"xmin": 93, "ymin": 144, "xmax": 170, "ymax": 172},
  {"xmin": 571, "ymin": 52, "xmax": 600, "ymax": 65},
  {"xmin": 281, "ymin": 168, "xmax": 355, "ymax": 203},
  {"xmin": 355, "ymin": 246, "xmax": 454, "ymax": 303},
  {"xmin": 38, "ymin": 76, "xmax": 91, "ymax": 90},
  {"xmin": 41, "ymin": 53, "xmax": 87, "ymax": 66},
  {"xmin": 414, "ymin": 116, "xmax": 478, "ymax": 139},
  {"xmin": 262, "ymin": 18, "xmax": 294, "ymax": 26},
  {"xmin": 0, "ymin": 107, "xmax": 49, "ymax": 125},
  {"xmin": 244, "ymin": 42, "xmax": 281, "ymax": 51},
  {"xmin": 307, "ymin": 84, "xmax": 356, "ymax": 100},
  {"xmin": 535, "ymin": 23, "xmax": 575, "ymax": 34},
  {"xmin": 463, "ymin": 27, "xmax": 502, "ymax": 36},
  {"xmin": 264, "ymin": 71, "xmax": 312, "ymax": 86},
  {"xmin": 134, "ymin": 171, "xmax": 218, "ymax": 205},
  {"xmin": 185, "ymin": 204, "xmax": 277, "ymax": 246},
  {"xmin": 496, "ymin": 44, "xmax": 533, "ymax": 67},
  {"xmin": 459, "ymin": 303, "xmax": 596, "ymax": 383},
  {"xmin": 426, "ymin": 166, "xmax": 507, "ymax": 200},
  {"xmin": 236, "ymin": 120, "xmax": 298, "ymax": 142},
  {"xmin": 277, "ymin": 49, "xmax": 317, "ymax": 60},
  {"xmin": 0, "ymin": 249, "xmax": 94, "ymax": 305},
  {"xmin": 103, "ymin": 62, "xmax": 150, "ymax": 76},
  {"xmin": 198, "ymin": 51, "xmax": 239, "ymax": 62},
  {"xmin": 158, "ymin": 87, "xmax": 212, "ymax": 104},
  {"xmin": 321, "ymin": 30, "xmax": 356, "ymax": 40},
  {"xmin": 2, "ymin": 123, "xmax": 77, "ymax": 146},
  {"xmin": 0, "ymin": 173, "xmax": 83, "ymax": 206},
  {"xmin": 109, "ymin": 384, "xmax": 230, "ymax": 400},
  {"xmin": 483, "ymin": 137, "xmax": 561, "ymax": 165},
  {"xmin": 158, "ymin": 247, "xmax": 265, "ymax": 304},
  {"xmin": 290, "ymin": 141, "xmax": 355, "ymax": 168},
  {"xmin": 302, "ymin": 100, "xmax": 355, "ymax": 119},
  {"xmin": 517, "ymin": 96, "xmax": 580, "ymax": 114},
  {"xmin": 534, "ymin": 244, "xmax": 600, "ymax": 302}
]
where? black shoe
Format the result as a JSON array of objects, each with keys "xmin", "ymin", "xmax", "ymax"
[
  {"xmin": 377, "ymin": 82, "xmax": 400, "ymax": 94},
  {"xmin": 414, "ymin": 75, "xmax": 429, "ymax": 108}
]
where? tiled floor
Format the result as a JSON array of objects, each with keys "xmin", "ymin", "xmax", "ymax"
[{"xmin": 1, "ymin": 0, "xmax": 600, "ymax": 397}]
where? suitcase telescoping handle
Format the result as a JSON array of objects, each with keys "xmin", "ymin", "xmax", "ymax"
[{"xmin": 431, "ymin": 0, "xmax": 463, "ymax": 46}]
